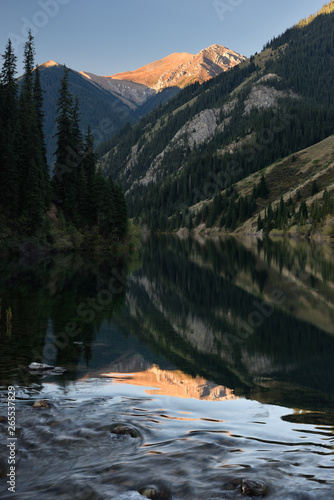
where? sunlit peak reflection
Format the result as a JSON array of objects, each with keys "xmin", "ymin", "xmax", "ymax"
[{"xmin": 100, "ymin": 365, "xmax": 238, "ymax": 401}]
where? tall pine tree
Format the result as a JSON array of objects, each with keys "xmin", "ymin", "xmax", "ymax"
[
  {"xmin": 34, "ymin": 63, "xmax": 50, "ymax": 207},
  {"xmin": 53, "ymin": 66, "xmax": 79, "ymax": 222},
  {"xmin": 110, "ymin": 178, "xmax": 128, "ymax": 239},
  {"xmin": 0, "ymin": 39, "xmax": 19, "ymax": 222},
  {"xmin": 82, "ymin": 125, "xmax": 97, "ymax": 226},
  {"xmin": 18, "ymin": 31, "xmax": 49, "ymax": 234}
]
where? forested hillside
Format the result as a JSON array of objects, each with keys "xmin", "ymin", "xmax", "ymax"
[
  {"xmin": 100, "ymin": 1, "xmax": 334, "ymax": 235},
  {"xmin": 32, "ymin": 62, "xmax": 139, "ymax": 167},
  {"xmin": 0, "ymin": 33, "xmax": 128, "ymax": 254}
]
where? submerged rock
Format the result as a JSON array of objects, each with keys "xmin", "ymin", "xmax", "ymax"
[
  {"xmin": 110, "ymin": 424, "xmax": 142, "ymax": 439},
  {"xmin": 138, "ymin": 483, "xmax": 172, "ymax": 499},
  {"xmin": 241, "ymin": 478, "xmax": 266, "ymax": 496},
  {"xmin": 139, "ymin": 488, "xmax": 157, "ymax": 499},
  {"xmin": 29, "ymin": 362, "xmax": 66, "ymax": 375},
  {"xmin": 29, "ymin": 362, "xmax": 55, "ymax": 370},
  {"xmin": 32, "ymin": 400, "xmax": 49, "ymax": 408}
]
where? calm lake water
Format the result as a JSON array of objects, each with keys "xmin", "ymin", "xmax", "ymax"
[{"xmin": 1, "ymin": 235, "xmax": 334, "ymax": 499}]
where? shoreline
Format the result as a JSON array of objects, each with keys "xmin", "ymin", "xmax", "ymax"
[{"xmin": 163, "ymin": 226, "xmax": 334, "ymax": 243}]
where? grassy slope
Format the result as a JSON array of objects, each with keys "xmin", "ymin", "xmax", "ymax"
[
  {"xmin": 189, "ymin": 135, "xmax": 334, "ymax": 236},
  {"xmin": 237, "ymin": 135, "xmax": 334, "ymax": 235}
]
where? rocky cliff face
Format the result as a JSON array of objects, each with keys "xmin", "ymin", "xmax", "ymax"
[{"xmin": 108, "ymin": 73, "xmax": 299, "ymax": 191}]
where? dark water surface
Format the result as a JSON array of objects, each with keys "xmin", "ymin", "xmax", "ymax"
[{"xmin": 1, "ymin": 236, "xmax": 334, "ymax": 499}]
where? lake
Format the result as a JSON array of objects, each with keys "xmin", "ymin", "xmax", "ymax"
[{"xmin": 0, "ymin": 235, "xmax": 334, "ymax": 499}]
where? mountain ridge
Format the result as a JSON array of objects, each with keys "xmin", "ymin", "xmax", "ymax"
[{"xmin": 110, "ymin": 44, "xmax": 246, "ymax": 90}]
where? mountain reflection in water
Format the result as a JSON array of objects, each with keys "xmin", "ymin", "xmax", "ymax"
[{"xmin": 98, "ymin": 366, "xmax": 238, "ymax": 401}]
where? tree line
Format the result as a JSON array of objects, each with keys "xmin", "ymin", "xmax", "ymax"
[
  {"xmin": 259, "ymin": 187, "xmax": 334, "ymax": 236},
  {"xmin": 0, "ymin": 32, "xmax": 127, "ymax": 246}
]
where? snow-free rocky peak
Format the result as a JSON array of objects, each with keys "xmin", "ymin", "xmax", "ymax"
[
  {"xmin": 39, "ymin": 60, "xmax": 60, "ymax": 68},
  {"xmin": 110, "ymin": 44, "xmax": 246, "ymax": 90}
]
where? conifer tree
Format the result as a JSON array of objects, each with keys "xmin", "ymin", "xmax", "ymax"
[
  {"xmin": 257, "ymin": 175, "xmax": 269, "ymax": 199},
  {"xmin": 109, "ymin": 178, "xmax": 128, "ymax": 239},
  {"xmin": 0, "ymin": 39, "xmax": 19, "ymax": 220},
  {"xmin": 1, "ymin": 39, "xmax": 17, "ymax": 113},
  {"xmin": 225, "ymin": 201, "xmax": 234, "ymax": 229},
  {"xmin": 71, "ymin": 95, "xmax": 83, "ymax": 158},
  {"xmin": 33, "ymin": 64, "xmax": 50, "ymax": 206},
  {"xmin": 53, "ymin": 66, "xmax": 78, "ymax": 222},
  {"xmin": 209, "ymin": 193, "xmax": 219, "ymax": 227},
  {"xmin": 299, "ymin": 200, "xmax": 308, "ymax": 223},
  {"xmin": 81, "ymin": 125, "xmax": 97, "ymax": 225},
  {"xmin": 71, "ymin": 95, "xmax": 85, "ymax": 222},
  {"xmin": 18, "ymin": 31, "xmax": 48, "ymax": 233},
  {"xmin": 195, "ymin": 211, "xmax": 201, "ymax": 226},
  {"xmin": 94, "ymin": 167, "xmax": 109, "ymax": 234},
  {"xmin": 311, "ymin": 179, "xmax": 319, "ymax": 196}
]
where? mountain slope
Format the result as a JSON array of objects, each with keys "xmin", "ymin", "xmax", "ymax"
[
  {"xmin": 111, "ymin": 52, "xmax": 193, "ymax": 87},
  {"xmin": 187, "ymin": 135, "xmax": 334, "ymax": 236},
  {"xmin": 100, "ymin": 1, "xmax": 334, "ymax": 231},
  {"xmin": 237, "ymin": 136, "xmax": 334, "ymax": 232},
  {"xmin": 35, "ymin": 61, "xmax": 138, "ymax": 166},
  {"xmin": 79, "ymin": 70, "xmax": 156, "ymax": 110}
]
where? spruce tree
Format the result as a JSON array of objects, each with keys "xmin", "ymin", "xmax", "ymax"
[
  {"xmin": 311, "ymin": 179, "xmax": 319, "ymax": 196},
  {"xmin": 71, "ymin": 95, "xmax": 83, "ymax": 160},
  {"xmin": 71, "ymin": 95, "xmax": 84, "ymax": 222},
  {"xmin": 82, "ymin": 125, "xmax": 97, "ymax": 226},
  {"xmin": 225, "ymin": 201, "xmax": 234, "ymax": 229},
  {"xmin": 299, "ymin": 200, "xmax": 308, "ymax": 223},
  {"xmin": 34, "ymin": 64, "xmax": 50, "ymax": 207},
  {"xmin": 0, "ymin": 39, "xmax": 19, "ymax": 221},
  {"xmin": 195, "ymin": 211, "xmax": 201, "ymax": 226},
  {"xmin": 18, "ymin": 31, "xmax": 48, "ymax": 233},
  {"xmin": 257, "ymin": 175, "xmax": 269, "ymax": 199},
  {"xmin": 109, "ymin": 178, "xmax": 128, "ymax": 239},
  {"xmin": 187, "ymin": 214, "xmax": 193, "ymax": 231},
  {"xmin": 53, "ymin": 66, "xmax": 78, "ymax": 222},
  {"xmin": 94, "ymin": 168, "xmax": 109, "ymax": 235}
]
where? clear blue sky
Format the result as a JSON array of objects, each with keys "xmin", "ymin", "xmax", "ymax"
[{"xmin": 0, "ymin": 0, "xmax": 328, "ymax": 76}]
